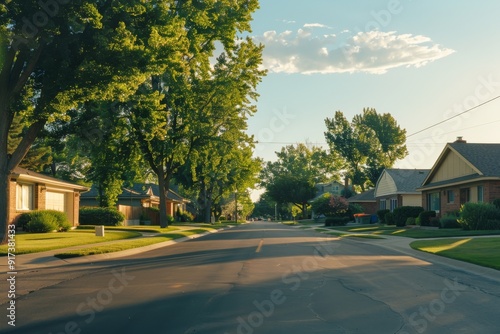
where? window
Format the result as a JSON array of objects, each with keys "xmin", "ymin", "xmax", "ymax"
[
  {"xmin": 379, "ymin": 200, "xmax": 386, "ymax": 210},
  {"xmin": 16, "ymin": 184, "xmax": 34, "ymax": 211},
  {"xmin": 447, "ymin": 190, "xmax": 455, "ymax": 203},
  {"xmin": 390, "ymin": 198, "xmax": 398, "ymax": 212},
  {"xmin": 428, "ymin": 192, "xmax": 440, "ymax": 212},
  {"xmin": 477, "ymin": 186, "xmax": 484, "ymax": 202}
]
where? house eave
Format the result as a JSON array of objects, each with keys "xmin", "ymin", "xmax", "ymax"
[{"xmin": 417, "ymin": 176, "xmax": 500, "ymax": 192}]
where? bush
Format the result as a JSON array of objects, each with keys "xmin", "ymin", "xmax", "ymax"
[
  {"xmin": 377, "ymin": 209, "xmax": 390, "ymax": 224},
  {"xmin": 79, "ymin": 207, "xmax": 124, "ymax": 226},
  {"xmin": 18, "ymin": 210, "xmax": 71, "ymax": 233},
  {"xmin": 458, "ymin": 202, "xmax": 500, "ymax": 230},
  {"xmin": 179, "ymin": 211, "xmax": 194, "ymax": 222},
  {"xmin": 325, "ymin": 216, "xmax": 350, "ymax": 226},
  {"xmin": 385, "ymin": 212, "xmax": 395, "ymax": 225},
  {"xmin": 311, "ymin": 194, "xmax": 349, "ymax": 217},
  {"xmin": 393, "ymin": 206, "xmax": 424, "ymax": 227},
  {"xmin": 440, "ymin": 215, "xmax": 461, "ymax": 229},
  {"xmin": 418, "ymin": 211, "xmax": 437, "ymax": 227},
  {"xmin": 406, "ymin": 217, "xmax": 416, "ymax": 225}
]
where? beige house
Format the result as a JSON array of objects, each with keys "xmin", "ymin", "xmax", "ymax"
[
  {"xmin": 418, "ymin": 138, "xmax": 500, "ymax": 217},
  {"xmin": 9, "ymin": 167, "xmax": 89, "ymax": 227},
  {"xmin": 375, "ymin": 169, "xmax": 430, "ymax": 211},
  {"xmin": 315, "ymin": 181, "xmax": 345, "ymax": 197}
]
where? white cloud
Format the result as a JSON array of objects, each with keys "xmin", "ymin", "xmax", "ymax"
[{"xmin": 254, "ymin": 26, "xmax": 455, "ymax": 75}]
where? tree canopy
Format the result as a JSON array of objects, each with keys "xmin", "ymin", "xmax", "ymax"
[{"xmin": 324, "ymin": 108, "xmax": 407, "ymax": 191}]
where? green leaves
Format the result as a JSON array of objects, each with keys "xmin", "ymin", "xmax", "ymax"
[{"xmin": 324, "ymin": 108, "xmax": 408, "ymax": 190}]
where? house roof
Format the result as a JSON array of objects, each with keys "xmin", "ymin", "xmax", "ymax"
[
  {"xmin": 347, "ymin": 189, "xmax": 376, "ymax": 202},
  {"xmin": 81, "ymin": 183, "xmax": 188, "ymax": 202},
  {"xmin": 378, "ymin": 169, "xmax": 430, "ymax": 194},
  {"xmin": 419, "ymin": 141, "xmax": 500, "ymax": 190},
  {"xmin": 12, "ymin": 167, "xmax": 89, "ymax": 192},
  {"xmin": 447, "ymin": 142, "xmax": 500, "ymax": 177}
]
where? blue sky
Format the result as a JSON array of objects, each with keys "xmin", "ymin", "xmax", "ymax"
[{"xmin": 246, "ymin": 0, "xmax": 500, "ymax": 171}]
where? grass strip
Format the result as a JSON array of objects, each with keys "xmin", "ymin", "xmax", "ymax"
[
  {"xmin": 0, "ymin": 230, "xmax": 140, "ymax": 255},
  {"xmin": 54, "ymin": 228, "xmax": 215, "ymax": 258},
  {"xmin": 410, "ymin": 237, "xmax": 500, "ymax": 270}
]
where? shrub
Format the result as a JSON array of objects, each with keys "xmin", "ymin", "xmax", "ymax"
[
  {"xmin": 325, "ymin": 216, "xmax": 350, "ymax": 226},
  {"xmin": 440, "ymin": 215, "xmax": 461, "ymax": 229},
  {"xmin": 385, "ymin": 212, "xmax": 395, "ymax": 225},
  {"xmin": 393, "ymin": 206, "xmax": 424, "ymax": 227},
  {"xmin": 311, "ymin": 193, "xmax": 349, "ymax": 217},
  {"xmin": 18, "ymin": 210, "xmax": 71, "ymax": 233},
  {"xmin": 418, "ymin": 211, "xmax": 437, "ymax": 227},
  {"xmin": 492, "ymin": 198, "xmax": 500, "ymax": 209},
  {"xmin": 79, "ymin": 207, "xmax": 124, "ymax": 226},
  {"xmin": 458, "ymin": 202, "xmax": 500, "ymax": 230},
  {"xmin": 16, "ymin": 213, "xmax": 32, "ymax": 231},
  {"xmin": 179, "ymin": 211, "xmax": 194, "ymax": 222},
  {"xmin": 377, "ymin": 209, "xmax": 390, "ymax": 224},
  {"xmin": 406, "ymin": 217, "xmax": 416, "ymax": 225},
  {"xmin": 347, "ymin": 203, "xmax": 364, "ymax": 220},
  {"xmin": 429, "ymin": 217, "xmax": 440, "ymax": 227}
]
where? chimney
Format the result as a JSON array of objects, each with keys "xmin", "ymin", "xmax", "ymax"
[{"xmin": 455, "ymin": 136, "xmax": 466, "ymax": 143}]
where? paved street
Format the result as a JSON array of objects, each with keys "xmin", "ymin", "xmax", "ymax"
[{"xmin": 2, "ymin": 221, "xmax": 500, "ymax": 334}]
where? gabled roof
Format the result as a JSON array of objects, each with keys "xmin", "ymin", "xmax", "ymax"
[
  {"xmin": 81, "ymin": 183, "xmax": 188, "ymax": 202},
  {"xmin": 347, "ymin": 189, "xmax": 376, "ymax": 202},
  {"xmin": 419, "ymin": 142, "xmax": 500, "ymax": 189},
  {"xmin": 376, "ymin": 169, "xmax": 430, "ymax": 196},
  {"xmin": 12, "ymin": 167, "xmax": 89, "ymax": 192}
]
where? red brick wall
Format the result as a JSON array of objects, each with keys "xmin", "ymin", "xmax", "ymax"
[
  {"xmin": 484, "ymin": 181, "xmax": 500, "ymax": 203},
  {"xmin": 8, "ymin": 179, "xmax": 17, "ymax": 225}
]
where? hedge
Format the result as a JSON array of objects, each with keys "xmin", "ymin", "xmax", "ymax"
[
  {"xmin": 79, "ymin": 207, "xmax": 124, "ymax": 226},
  {"xmin": 393, "ymin": 206, "xmax": 424, "ymax": 227},
  {"xmin": 377, "ymin": 209, "xmax": 390, "ymax": 224},
  {"xmin": 458, "ymin": 202, "xmax": 500, "ymax": 230},
  {"xmin": 418, "ymin": 211, "xmax": 437, "ymax": 227},
  {"xmin": 17, "ymin": 210, "xmax": 71, "ymax": 233}
]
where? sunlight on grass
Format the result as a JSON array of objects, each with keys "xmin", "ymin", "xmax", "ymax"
[
  {"xmin": 54, "ymin": 228, "xmax": 214, "ymax": 258},
  {"xmin": 391, "ymin": 229, "xmax": 407, "ymax": 235},
  {"xmin": 0, "ymin": 231, "xmax": 140, "ymax": 255},
  {"xmin": 418, "ymin": 238, "xmax": 472, "ymax": 253}
]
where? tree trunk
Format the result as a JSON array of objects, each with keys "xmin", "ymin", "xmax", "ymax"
[
  {"xmin": 0, "ymin": 167, "xmax": 10, "ymax": 244},
  {"xmin": 157, "ymin": 169, "xmax": 170, "ymax": 228}
]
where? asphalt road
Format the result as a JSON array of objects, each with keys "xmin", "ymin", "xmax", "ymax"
[{"xmin": 2, "ymin": 221, "xmax": 500, "ymax": 334}]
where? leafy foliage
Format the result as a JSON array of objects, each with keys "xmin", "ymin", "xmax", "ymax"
[
  {"xmin": 18, "ymin": 210, "xmax": 71, "ymax": 233},
  {"xmin": 324, "ymin": 108, "xmax": 407, "ymax": 190},
  {"xmin": 458, "ymin": 202, "xmax": 500, "ymax": 230},
  {"xmin": 79, "ymin": 207, "xmax": 124, "ymax": 226}
]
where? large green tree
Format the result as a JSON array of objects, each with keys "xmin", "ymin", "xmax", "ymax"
[
  {"xmin": 260, "ymin": 144, "xmax": 339, "ymax": 219},
  {"xmin": 0, "ymin": 0, "xmax": 195, "ymax": 243},
  {"xmin": 324, "ymin": 108, "xmax": 407, "ymax": 190},
  {"xmin": 128, "ymin": 33, "xmax": 264, "ymax": 227}
]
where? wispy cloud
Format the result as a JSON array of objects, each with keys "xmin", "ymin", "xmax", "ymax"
[{"xmin": 254, "ymin": 25, "xmax": 455, "ymax": 74}]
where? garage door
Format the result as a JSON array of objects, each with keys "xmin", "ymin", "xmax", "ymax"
[{"xmin": 46, "ymin": 191, "xmax": 66, "ymax": 212}]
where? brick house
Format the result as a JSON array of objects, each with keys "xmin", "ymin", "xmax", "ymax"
[
  {"xmin": 80, "ymin": 183, "xmax": 189, "ymax": 225},
  {"xmin": 418, "ymin": 138, "xmax": 500, "ymax": 217},
  {"xmin": 347, "ymin": 189, "xmax": 377, "ymax": 214},
  {"xmin": 375, "ymin": 168, "xmax": 430, "ymax": 211},
  {"xmin": 9, "ymin": 167, "xmax": 89, "ymax": 227}
]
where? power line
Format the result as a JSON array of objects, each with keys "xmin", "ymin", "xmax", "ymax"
[{"xmin": 407, "ymin": 95, "xmax": 500, "ymax": 138}]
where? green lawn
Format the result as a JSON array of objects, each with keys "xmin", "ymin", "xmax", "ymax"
[
  {"xmin": 0, "ymin": 230, "xmax": 141, "ymax": 255},
  {"xmin": 55, "ymin": 228, "xmax": 215, "ymax": 258},
  {"xmin": 410, "ymin": 238, "xmax": 500, "ymax": 270}
]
